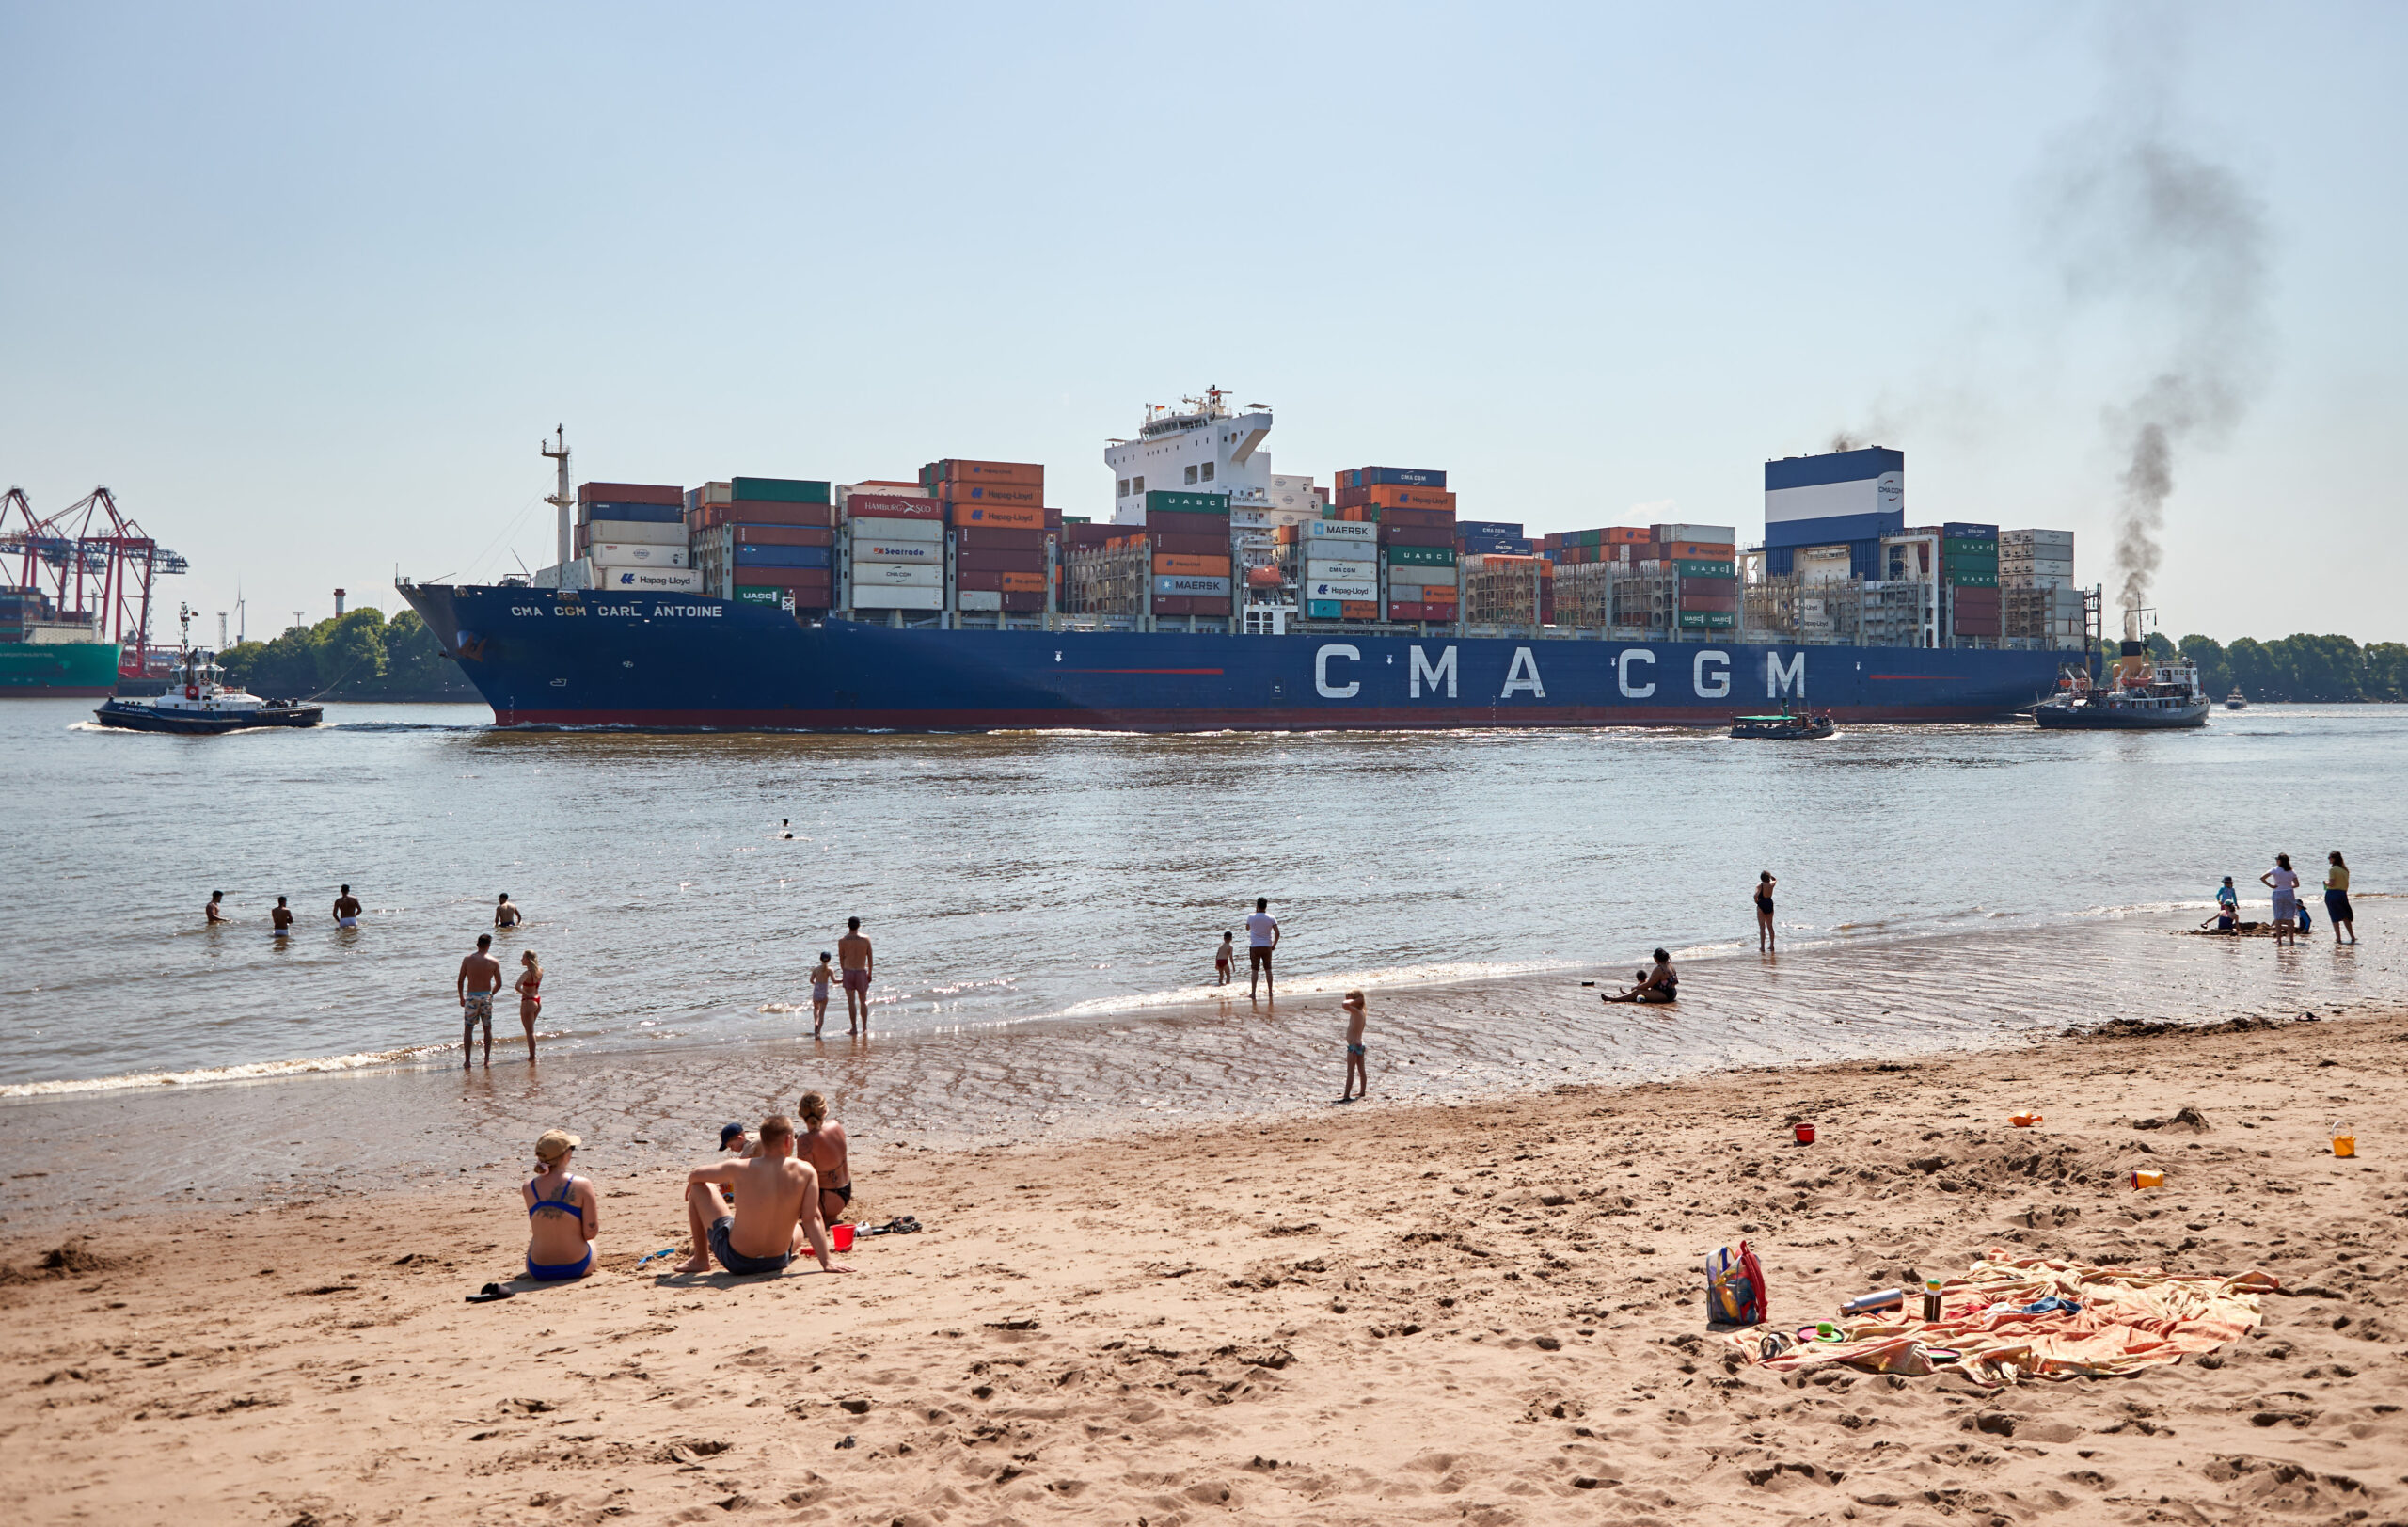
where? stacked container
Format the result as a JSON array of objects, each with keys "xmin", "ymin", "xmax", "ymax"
[
  {"xmin": 1329, "ymin": 468, "xmax": 1458, "ymax": 624},
  {"xmin": 924, "ymin": 459, "xmax": 1054, "ymax": 613},
  {"xmin": 1661, "ymin": 525, "xmax": 1739, "ymax": 631},
  {"xmin": 2001, "ymin": 529, "xmax": 2080, "ymax": 645},
  {"xmin": 1942, "ymin": 521, "xmax": 2001, "ymax": 640},
  {"xmin": 688, "ymin": 477, "xmax": 834, "ymax": 612},
  {"xmin": 1290, "ymin": 519, "xmax": 1381, "ymax": 619},
  {"xmin": 1144, "ymin": 489, "xmax": 1233, "ymax": 618},
  {"xmin": 1460, "ymin": 554, "xmax": 1553, "ymax": 626},
  {"xmin": 577, "ymin": 482, "xmax": 698, "ymax": 594},
  {"xmin": 1457, "ymin": 520, "xmax": 1530, "ymax": 556},
  {"xmin": 839, "ymin": 481, "xmax": 945, "ymax": 615}
]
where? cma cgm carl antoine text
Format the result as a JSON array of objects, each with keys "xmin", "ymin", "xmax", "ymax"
[{"xmin": 396, "ymin": 409, "xmax": 2086, "ymax": 732}]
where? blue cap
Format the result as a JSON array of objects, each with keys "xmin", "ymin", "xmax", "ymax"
[{"xmin": 719, "ymin": 1121, "xmax": 745, "ymax": 1147}]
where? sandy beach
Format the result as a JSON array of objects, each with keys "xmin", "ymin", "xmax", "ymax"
[{"xmin": 6, "ymin": 1007, "xmax": 2405, "ymax": 1525}]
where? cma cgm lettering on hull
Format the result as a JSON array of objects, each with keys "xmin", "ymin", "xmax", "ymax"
[{"xmin": 398, "ymin": 583, "xmax": 2063, "ymax": 731}]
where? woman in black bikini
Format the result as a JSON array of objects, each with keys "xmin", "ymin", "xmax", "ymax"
[
  {"xmin": 1755, "ymin": 871, "xmax": 1777, "ymax": 951},
  {"xmin": 1604, "ymin": 949, "xmax": 1679, "ymax": 1005}
]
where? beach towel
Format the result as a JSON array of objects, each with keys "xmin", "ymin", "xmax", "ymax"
[
  {"xmin": 1733, "ymin": 1251, "xmax": 2275, "ymax": 1384},
  {"xmin": 1705, "ymin": 1240, "xmax": 1768, "ymax": 1328}
]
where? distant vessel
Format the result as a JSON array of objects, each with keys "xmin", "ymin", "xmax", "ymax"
[
  {"xmin": 1730, "ymin": 707, "xmax": 1835, "ymax": 740},
  {"xmin": 2033, "ymin": 617, "xmax": 2209, "ymax": 730},
  {"xmin": 0, "ymin": 588, "xmax": 119, "ymax": 697},
  {"xmin": 2225, "ymin": 688, "xmax": 2248, "ymax": 710},
  {"xmin": 90, "ymin": 608, "xmax": 321, "ymax": 734}
]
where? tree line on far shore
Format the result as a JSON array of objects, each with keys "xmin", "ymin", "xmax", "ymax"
[
  {"xmin": 217, "ymin": 607, "xmax": 479, "ymax": 701},
  {"xmin": 2158, "ymin": 632, "xmax": 2408, "ymax": 704}
]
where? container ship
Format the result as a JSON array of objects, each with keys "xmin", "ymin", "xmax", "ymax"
[
  {"xmin": 397, "ymin": 403, "xmax": 2097, "ymax": 731},
  {"xmin": 0, "ymin": 588, "xmax": 121, "ymax": 698}
]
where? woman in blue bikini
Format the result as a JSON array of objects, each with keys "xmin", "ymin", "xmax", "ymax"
[{"xmin": 523, "ymin": 1129, "xmax": 598, "ymax": 1280}]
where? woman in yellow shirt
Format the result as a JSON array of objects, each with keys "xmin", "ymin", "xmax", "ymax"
[{"xmin": 2325, "ymin": 851, "xmax": 2356, "ymax": 945}]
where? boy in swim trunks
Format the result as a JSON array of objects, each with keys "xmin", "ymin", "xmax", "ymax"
[
  {"xmin": 810, "ymin": 952, "xmax": 835, "ymax": 1036},
  {"xmin": 458, "ymin": 932, "xmax": 502, "ymax": 1068},
  {"xmin": 1339, "ymin": 990, "xmax": 1368, "ymax": 1102},
  {"xmin": 1215, "ymin": 931, "xmax": 1234, "ymax": 985}
]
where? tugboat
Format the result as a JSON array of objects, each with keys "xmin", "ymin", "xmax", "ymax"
[
  {"xmin": 1730, "ymin": 704, "xmax": 1836, "ymax": 740},
  {"xmin": 2033, "ymin": 616, "xmax": 2209, "ymax": 730},
  {"xmin": 91, "ymin": 608, "xmax": 322, "ymax": 734},
  {"xmin": 2225, "ymin": 688, "xmax": 2248, "ymax": 710}
]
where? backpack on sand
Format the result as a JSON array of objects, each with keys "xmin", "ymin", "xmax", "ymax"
[{"xmin": 1705, "ymin": 1239, "xmax": 1768, "ymax": 1328}]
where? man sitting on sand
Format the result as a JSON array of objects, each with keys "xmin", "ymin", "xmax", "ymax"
[
  {"xmin": 1604, "ymin": 949, "xmax": 1679, "ymax": 1005},
  {"xmin": 675, "ymin": 1114, "xmax": 852, "ymax": 1279}
]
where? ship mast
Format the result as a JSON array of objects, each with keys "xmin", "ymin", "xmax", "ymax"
[{"xmin": 542, "ymin": 426, "xmax": 573, "ymax": 570}]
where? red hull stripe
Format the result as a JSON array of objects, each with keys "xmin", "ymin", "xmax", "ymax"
[
  {"xmin": 490, "ymin": 705, "xmax": 2010, "ymax": 731},
  {"xmin": 1060, "ymin": 668, "xmax": 1228, "ymax": 675}
]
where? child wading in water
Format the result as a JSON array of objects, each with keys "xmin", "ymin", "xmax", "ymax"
[
  {"xmin": 1339, "ymin": 990, "xmax": 1368, "ymax": 1102},
  {"xmin": 1215, "ymin": 931, "xmax": 1234, "ymax": 986},
  {"xmin": 810, "ymin": 952, "xmax": 835, "ymax": 1037}
]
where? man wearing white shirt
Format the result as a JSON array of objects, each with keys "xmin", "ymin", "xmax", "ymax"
[{"xmin": 1245, "ymin": 897, "xmax": 1280, "ymax": 1001}]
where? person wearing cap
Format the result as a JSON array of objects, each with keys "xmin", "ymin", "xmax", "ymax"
[
  {"xmin": 2202, "ymin": 876, "xmax": 2240, "ymax": 932},
  {"xmin": 523, "ymin": 1130, "xmax": 598, "ymax": 1280},
  {"xmin": 674, "ymin": 1114, "xmax": 852, "ymax": 1278}
]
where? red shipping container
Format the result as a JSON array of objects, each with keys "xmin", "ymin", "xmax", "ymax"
[
  {"xmin": 954, "ymin": 525, "xmax": 1048, "ymax": 551},
  {"xmin": 957, "ymin": 549, "xmax": 1048, "ymax": 573},
  {"xmin": 578, "ymin": 481, "xmax": 681, "ymax": 505},
  {"xmin": 841, "ymin": 495, "xmax": 942, "ymax": 521},
  {"xmin": 1148, "ymin": 531, "xmax": 1228, "ymax": 556},
  {"xmin": 1153, "ymin": 595, "xmax": 1195, "ymax": 616},
  {"xmin": 932, "ymin": 459, "xmax": 1046, "ymax": 488},
  {"xmin": 1062, "ymin": 523, "xmax": 1119, "ymax": 548},
  {"xmin": 1377, "ymin": 506, "xmax": 1458, "ymax": 530},
  {"xmin": 1387, "ymin": 601, "xmax": 1434, "ymax": 621},
  {"xmin": 1679, "ymin": 594, "xmax": 1738, "ymax": 612},
  {"xmin": 955, "ymin": 570, "xmax": 1003, "ymax": 592},
  {"xmin": 710, "ymin": 502, "xmax": 836, "ymax": 528},
  {"xmin": 736, "ymin": 571, "xmax": 832, "ymax": 596},
  {"xmin": 733, "ymin": 524, "xmax": 833, "ymax": 548},
  {"xmin": 1379, "ymin": 523, "xmax": 1453, "ymax": 548},
  {"xmin": 939, "ymin": 481, "xmax": 1043, "ymax": 508},
  {"xmin": 1001, "ymin": 590, "xmax": 1046, "ymax": 612}
]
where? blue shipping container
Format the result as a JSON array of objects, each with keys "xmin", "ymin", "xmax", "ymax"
[
  {"xmin": 1456, "ymin": 520, "xmax": 1524, "ymax": 537},
  {"xmin": 735, "ymin": 544, "xmax": 832, "ymax": 569},
  {"xmin": 585, "ymin": 502, "xmax": 685, "ymax": 525},
  {"xmin": 1942, "ymin": 521, "xmax": 2000, "ymax": 539},
  {"xmin": 1360, "ymin": 466, "xmax": 1446, "ymax": 489}
]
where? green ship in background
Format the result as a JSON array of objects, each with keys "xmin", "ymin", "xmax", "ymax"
[{"xmin": 0, "ymin": 583, "xmax": 123, "ymax": 696}]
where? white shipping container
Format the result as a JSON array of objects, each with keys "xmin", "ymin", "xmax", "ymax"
[
  {"xmin": 1300, "ymin": 558, "xmax": 1378, "ymax": 582},
  {"xmin": 588, "ymin": 542, "xmax": 690, "ymax": 568},
  {"xmin": 1386, "ymin": 564, "xmax": 1460, "ymax": 588},
  {"xmin": 1304, "ymin": 520, "xmax": 1378, "ymax": 544},
  {"xmin": 956, "ymin": 589, "xmax": 1003, "ymax": 612},
  {"xmin": 698, "ymin": 482, "xmax": 733, "ymax": 506},
  {"xmin": 2004, "ymin": 528, "xmax": 2076, "ymax": 547},
  {"xmin": 591, "ymin": 565, "xmax": 704, "ymax": 594},
  {"xmin": 836, "ymin": 481, "xmax": 927, "ymax": 507},
  {"xmin": 854, "ymin": 562, "xmax": 942, "ymax": 588},
  {"xmin": 852, "ymin": 538, "xmax": 944, "ymax": 564},
  {"xmin": 1302, "ymin": 578, "xmax": 1378, "ymax": 602},
  {"xmin": 848, "ymin": 516, "xmax": 943, "ymax": 543},
  {"xmin": 1654, "ymin": 523, "xmax": 1738, "ymax": 543},
  {"xmin": 578, "ymin": 517, "xmax": 685, "ymax": 546},
  {"xmin": 850, "ymin": 584, "xmax": 945, "ymax": 612}
]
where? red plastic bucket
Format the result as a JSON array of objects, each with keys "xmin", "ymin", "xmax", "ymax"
[
  {"xmin": 832, "ymin": 1223, "xmax": 856, "ymax": 1252},
  {"xmin": 1795, "ymin": 1123, "xmax": 1816, "ymax": 1145}
]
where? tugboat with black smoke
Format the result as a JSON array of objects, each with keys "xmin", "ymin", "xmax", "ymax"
[{"xmin": 2034, "ymin": 611, "xmax": 2209, "ymax": 730}]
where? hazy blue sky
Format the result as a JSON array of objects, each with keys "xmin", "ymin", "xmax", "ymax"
[{"xmin": 4, "ymin": 2, "xmax": 2401, "ymax": 642}]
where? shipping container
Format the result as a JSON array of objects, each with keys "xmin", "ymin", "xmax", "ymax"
[
  {"xmin": 953, "ymin": 570, "xmax": 1006, "ymax": 592},
  {"xmin": 732, "ymin": 524, "xmax": 833, "ymax": 548},
  {"xmin": 584, "ymin": 501, "xmax": 684, "ymax": 525},
  {"xmin": 849, "ymin": 517, "xmax": 943, "ymax": 543},
  {"xmin": 1303, "ymin": 578, "xmax": 1378, "ymax": 602},
  {"xmin": 1664, "ymin": 542, "xmax": 1737, "ymax": 561},
  {"xmin": 1001, "ymin": 590, "xmax": 1047, "ymax": 612},
  {"xmin": 586, "ymin": 517, "xmax": 685, "ymax": 546},
  {"xmin": 690, "ymin": 483, "xmax": 733, "ymax": 508},
  {"xmin": 1306, "ymin": 599, "xmax": 1342, "ymax": 619},
  {"xmin": 591, "ymin": 565, "xmax": 703, "ymax": 594},
  {"xmin": 852, "ymin": 537, "xmax": 944, "ymax": 565},
  {"xmin": 1300, "ymin": 558, "xmax": 1378, "ymax": 583},
  {"xmin": 1385, "ymin": 564, "xmax": 1459, "ymax": 588},
  {"xmin": 1153, "ymin": 574, "xmax": 1231, "ymax": 598},
  {"xmin": 589, "ymin": 542, "xmax": 690, "ymax": 568},
  {"xmin": 1339, "ymin": 600, "xmax": 1380, "ymax": 619},
  {"xmin": 734, "ymin": 571, "xmax": 831, "ymax": 599},
  {"xmin": 949, "ymin": 502, "xmax": 1047, "ymax": 530},
  {"xmin": 1653, "ymin": 523, "xmax": 1738, "ymax": 544},
  {"xmin": 839, "ymin": 494, "xmax": 942, "ymax": 521},
  {"xmin": 931, "ymin": 459, "xmax": 1045, "ymax": 488},
  {"xmin": 702, "ymin": 502, "xmax": 835, "ymax": 529},
  {"xmin": 1674, "ymin": 559, "xmax": 1736, "ymax": 579},
  {"xmin": 1149, "ymin": 531, "xmax": 1228, "ymax": 556},
  {"xmin": 1304, "ymin": 520, "xmax": 1377, "ymax": 545},
  {"xmin": 855, "ymin": 563, "xmax": 942, "ymax": 588},
  {"xmin": 1371, "ymin": 505, "xmax": 1457, "ymax": 529},
  {"xmin": 956, "ymin": 588, "xmax": 1004, "ymax": 612},
  {"xmin": 1336, "ymin": 467, "xmax": 1447, "ymax": 489},
  {"xmin": 1379, "ymin": 523, "xmax": 1453, "ymax": 549},
  {"xmin": 731, "ymin": 477, "xmax": 831, "ymax": 505},
  {"xmin": 939, "ymin": 481, "xmax": 1043, "ymax": 508},
  {"xmin": 1457, "ymin": 519, "xmax": 1524, "ymax": 537},
  {"xmin": 731, "ymin": 586, "xmax": 789, "ymax": 609},
  {"xmin": 578, "ymin": 482, "xmax": 682, "ymax": 506},
  {"xmin": 735, "ymin": 544, "xmax": 832, "ymax": 569},
  {"xmin": 1153, "ymin": 554, "xmax": 1232, "ymax": 577},
  {"xmin": 851, "ymin": 585, "xmax": 945, "ymax": 612},
  {"xmin": 1942, "ymin": 521, "xmax": 2000, "ymax": 539},
  {"xmin": 954, "ymin": 525, "xmax": 1049, "ymax": 551},
  {"xmin": 1677, "ymin": 611, "xmax": 1737, "ymax": 629},
  {"xmin": 1144, "ymin": 490, "xmax": 1231, "ymax": 516},
  {"xmin": 957, "ymin": 549, "xmax": 1048, "ymax": 574},
  {"xmin": 1336, "ymin": 485, "xmax": 1457, "ymax": 512}
]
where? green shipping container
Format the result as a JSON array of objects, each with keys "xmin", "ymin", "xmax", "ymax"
[
  {"xmin": 1306, "ymin": 599, "xmax": 1342, "ymax": 619},
  {"xmin": 1942, "ymin": 537, "xmax": 1998, "ymax": 558},
  {"xmin": 732, "ymin": 477, "xmax": 832, "ymax": 505},
  {"xmin": 1385, "ymin": 545, "xmax": 1456, "ymax": 567},
  {"xmin": 1146, "ymin": 490, "xmax": 1230, "ymax": 516},
  {"xmin": 1947, "ymin": 571, "xmax": 2000, "ymax": 588},
  {"xmin": 1678, "ymin": 611, "xmax": 1737, "ymax": 629},
  {"xmin": 732, "ymin": 586, "xmax": 785, "ymax": 607},
  {"xmin": 1674, "ymin": 560, "xmax": 1736, "ymax": 579}
]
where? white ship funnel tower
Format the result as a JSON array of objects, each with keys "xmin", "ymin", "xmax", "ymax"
[{"xmin": 1104, "ymin": 387, "xmax": 1277, "ymax": 526}]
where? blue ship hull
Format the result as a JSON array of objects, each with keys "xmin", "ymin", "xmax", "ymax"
[{"xmin": 400, "ymin": 583, "xmax": 2072, "ymax": 730}]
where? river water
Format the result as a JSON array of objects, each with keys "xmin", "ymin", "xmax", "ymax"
[{"xmin": 1, "ymin": 697, "xmax": 2400, "ymax": 1225}]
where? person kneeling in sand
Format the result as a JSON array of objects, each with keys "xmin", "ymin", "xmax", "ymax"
[
  {"xmin": 676, "ymin": 1114, "xmax": 853, "ymax": 1278},
  {"xmin": 1603, "ymin": 949, "xmax": 1678, "ymax": 1005}
]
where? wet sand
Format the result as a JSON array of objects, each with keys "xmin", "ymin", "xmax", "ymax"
[{"xmin": 7, "ymin": 1007, "xmax": 2405, "ymax": 1524}]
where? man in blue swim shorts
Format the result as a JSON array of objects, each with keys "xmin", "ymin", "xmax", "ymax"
[{"xmin": 674, "ymin": 1115, "xmax": 855, "ymax": 1279}]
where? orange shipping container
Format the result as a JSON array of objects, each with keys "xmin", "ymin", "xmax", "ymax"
[
  {"xmin": 940, "ymin": 481, "xmax": 1042, "ymax": 508},
  {"xmin": 1339, "ymin": 600, "xmax": 1380, "ymax": 620},
  {"xmin": 936, "ymin": 459, "xmax": 1045, "ymax": 488},
  {"xmin": 1605, "ymin": 527, "xmax": 1653, "ymax": 545},
  {"xmin": 999, "ymin": 570, "xmax": 1048, "ymax": 594},
  {"xmin": 948, "ymin": 502, "xmax": 1047, "ymax": 529},
  {"xmin": 1365, "ymin": 485, "xmax": 1457, "ymax": 512},
  {"xmin": 1153, "ymin": 554, "xmax": 1232, "ymax": 577},
  {"xmin": 1418, "ymin": 583, "xmax": 1460, "ymax": 603}
]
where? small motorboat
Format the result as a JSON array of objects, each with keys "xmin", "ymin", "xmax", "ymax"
[
  {"xmin": 91, "ymin": 608, "xmax": 322, "ymax": 734},
  {"xmin": 1730, "ymin": 706, "xmax": 1835, "ymax": 740},
  {"xmin": 2225, "ymin": 688, "xmax": 2248, "ymax": 710}
]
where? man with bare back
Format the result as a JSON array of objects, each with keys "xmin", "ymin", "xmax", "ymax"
[
  {"xmin": 837, "ymin": 916, "xmax": 874, "ymax": 1034},
  {"xmin": 457, "ymin": 932, "xmax": 502, "ymax": 1068},
  {"xmin": 674, "ymin": 1114, "xmax": 853, "ymax": 1278}
]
